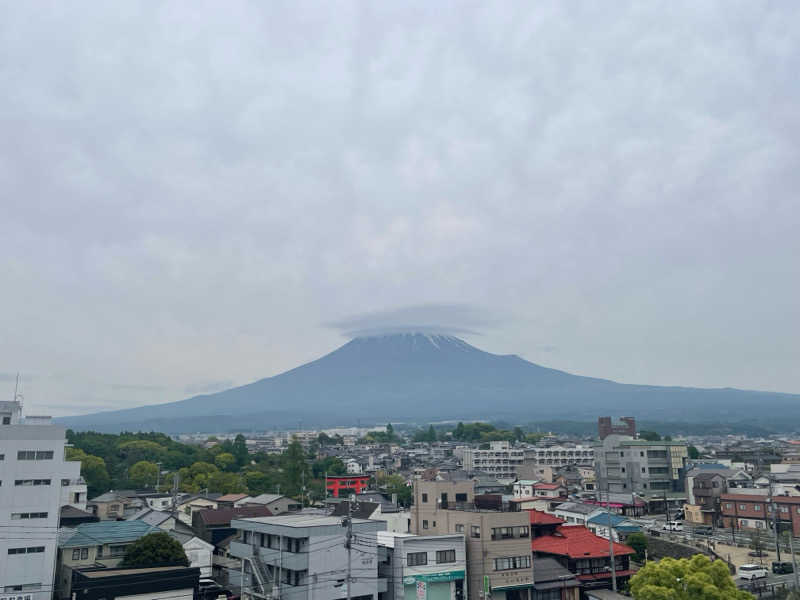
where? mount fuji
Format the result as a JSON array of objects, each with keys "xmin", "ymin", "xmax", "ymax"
[{"xmin": 59, "ymin": 333, "xmax": 800, "ymax": 433}]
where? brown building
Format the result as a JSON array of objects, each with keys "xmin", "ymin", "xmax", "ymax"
[
  {"xmin": 720, "ymin": 493, "xmax": 800, "ymax": 536},
  {"xmin": 412, "ymin": 479, "xmax": 534, "ymax": 600},
  {"xmin": 598, "ymin": 417, "xmax": 636, "ymax": 441}
]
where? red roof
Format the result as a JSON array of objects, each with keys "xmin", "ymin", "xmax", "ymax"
[
  {"xmin": 532, "ymin": 525, "xmax": 635, "ymax": 559},
  {"xmin": 534, "ymin": 483, "xmax": 562, "ymax": 490},
  {"xmin": 527, "ymin": 509, "xmax": 565, "ymax": 525}
]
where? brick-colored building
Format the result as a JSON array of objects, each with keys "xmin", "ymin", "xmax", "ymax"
[{"xmin": 720, "ymin": 493, "xmax": 800, "ymax": 535}]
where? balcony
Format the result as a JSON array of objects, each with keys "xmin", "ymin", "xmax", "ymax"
[{"xmin": 229, "ymin": 541, "xmax": 309, "ymax": 571}]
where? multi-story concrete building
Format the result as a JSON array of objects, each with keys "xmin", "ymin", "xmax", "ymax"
[
  {"xmin": 461, "ymin": 442, "xmax": 524, "ymax": 480},
  {"xmin": 230, "ymin": 514, "xmax": 387, "ymax": 600},
  {"xmin": 412, "ymin": 480, "xmax": 533, "ymax": 600},
  {"xmin": 378, "ymin": 532, "xmax": 467, "ymax": 600},
  {"xmin": 0, "ymin": 400, "xmax": 83, "ymax": 600},
  {"xmin": 594, "ymin": 435, "xmax": 688, "ymax": 495},
  {"xmin": 524, "ymin": 445, "xmax": 594, "ymax": 468}
]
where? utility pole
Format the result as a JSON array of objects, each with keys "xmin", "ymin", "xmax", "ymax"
[
  {"xmin": 170, "ymin": 472, "xmax": 180, "ymax": 519},
  {"xmin": 342, "ymin": 496, "xmax": 357, "ymax": 600},
  {"xmin": 606, "ymin": 488, "xmax": 617, "ymax": 592},
  {"xmin": 156, "ymin": 462, "xmax": 162, "ymax": 490},
  {"xmin": 769, "ymin": 474, "xmax": 782, "ymax": 562}
]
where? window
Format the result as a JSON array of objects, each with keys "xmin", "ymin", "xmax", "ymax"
[
  {"xmin": 432, "ymin": 521, "xmax": 436, "ymax": 527},
  {"xmin": 753, "ymin": 505, "xmax": 762, "ymax": 511},
  {"xmin": 421, "ymin": 493, "xmax": 428, "ymax": 503},
  {"xmin": 14, "ymin": 479, "xmax": 50, "ymax": 486},
  {"xmin": 422, "ymin": 520, "xmax": 429, "ymax": 530},
  {"xmin": 780, "ymin": 506, "xmax": 789, "ymax": 513},
  {"xmin": 515, "ymin": 526, "xmax": 529, "ymax": 538},
  {"xmin": 80, "ymin": 548, "xmax": 88, "ymax": 559},
  {"xmin": 455, "ymin": 493, "xmax": 468, "ymax": 502},
  {"xmin": 740, "ymin": 505, "xmax": 747, "ymax": 511},
  {"xmin": 641, "ymin": 467, "xmax": 646, "ymax": 473},
  {"xmin": 471, "ymin": 525, "xmax": 480, "ymax": 539},
  {"xmin": 11, "ymin": 513, "xmax": 47, "ymax": 519},
  {"xmin": 455, "ymin": 524, "xmax": 464, "ymax": 533},
  {"xmin": 493, "ymin": 556, "xmax": 531, "ymax": 571},
  {"xmin": 8, "ymin": 547, "xmax": 45, "ymax": 555},
  {"xmin": 621, "ymin": 468, "xmax": 625, "ymax": 473},
  {"xmin": 649, "ymin": 467, "xmax": 669, "ymax": 475},
  {"xmin": 109, "ymin": 545, "xmax": 127, "ymax": 557},
  {"xmin": 407, "ymin": 552, "xmax": 427, "ymax": 566},
  {"xmin": 71, "ymin": 549, "xmax": 80, "ymax": 560},
  {"xmin": 726, "ymin": 503, "xmax": 733, "ymax": 510},
  {"xmin": 16, "ymin": 450, "xmax": 54, "ymax": 460},
  {"xmin": 62, "ymin": 479, "xmax": 71, "ymax": 486},
  {"xmin": 436, "ymin": 549, "xmax": 456, "ymax": 564},
  {"xmin": 2, "ymin": 416, "xmax": 10, "ymax": 424}
]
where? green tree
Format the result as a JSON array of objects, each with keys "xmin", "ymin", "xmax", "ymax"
[
  {"xmin": 67, "ymin": 448, "xmax": 111, "ymax": 498},
  {"xmin": 232, "ymin": 434, "xmax": 249, "ymax": 467},
  {"xmin": 381, "ymin": 474, "xmax": 412, "ymax": 506},
  {"xmin": 312, "ymin": 456, "xmax": 346, "ymax": 478},
  {"xmin": 129, "ymin": 460, "xmax": 159, "ymax": 488},
  {"xmin": 638, "ymin": 431, "xmax": 662, "ymax": 441},
  {"xmin": 386, "ymin": 423, "xmax": 395, "ymax": 440},
  {"xmin": 244, "ymin": 470, "xmax": 275, "ymax": 495},
  {"xmin": 281, "ymin": 440, "xmax": 310, "ymax": 497},
  {"xmin": 688, "ymin": 446, "xmax": 700, "ymax": 459},
  {"xmin": 627, "ymin": 532, "xmax": 648, "ymax": 562},
  {"xmin": 118, "ymin": 440, "xmax": 167, "ymax": 464},
  {"xmin": 630, "ymin": 555, "xmax": 753, "ymax": 600},
  {"xmin": 121, "ymin": 532, "xmax": 189, "ymax": 568},
  {"xmin": 207, "ymin": 471, "xmax": 247, "ymax": 494},
  {"xmin": 215, "ymin": 452, "xmax": 237, "ymax": 472}
]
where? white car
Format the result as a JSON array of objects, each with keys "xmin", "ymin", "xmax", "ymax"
[
  {"xmin": 662, "ymin": 520, "xmax": 683, "ymax": 531},
  {"xmin": 739, "ymin": 564, "xmax": 768, "ymax": 580}
]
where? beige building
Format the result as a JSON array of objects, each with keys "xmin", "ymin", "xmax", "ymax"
[{"xmin": 412, "ymin": 480, "xmax": 533, "ymax": 600}]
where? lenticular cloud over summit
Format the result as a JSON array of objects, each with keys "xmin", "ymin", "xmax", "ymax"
[{"xmin": 327, "ymin": 304, "xmax": 502, "ymax": 338}]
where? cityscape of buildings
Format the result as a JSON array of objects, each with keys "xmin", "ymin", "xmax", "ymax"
[{"xmin": 6, "ymin": 403, "xmax": 800, "ymax": 600}]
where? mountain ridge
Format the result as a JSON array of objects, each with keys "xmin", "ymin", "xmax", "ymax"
[{"xmin": 58, "ymin": 333, "xmax": 800, "ymax": 433}]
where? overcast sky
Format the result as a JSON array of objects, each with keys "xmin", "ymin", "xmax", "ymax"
[{"xmin": 2, "ymin": 1, "xmax": 799, "ymax": 417}]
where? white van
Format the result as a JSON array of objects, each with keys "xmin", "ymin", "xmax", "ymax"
[
  {"xmin": 662, "ymin": 520, "xmax": 683, "ymax": 531},
  {"xmin": 739, "ymin": 564, "xmax": 768, "ymax": 580}
]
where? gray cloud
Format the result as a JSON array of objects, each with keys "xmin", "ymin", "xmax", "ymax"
[
  {"xmin": 1, "ymin": 1, "xmax": 799, "ymax": 416},
  {"xmin": 327, "ymin": 303, "xmax": 502, "ymax": 337}
]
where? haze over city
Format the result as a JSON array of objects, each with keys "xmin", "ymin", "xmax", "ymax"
[{"xmin": 2, "ymin": 2, "xmax": 799, "ymax": 417}]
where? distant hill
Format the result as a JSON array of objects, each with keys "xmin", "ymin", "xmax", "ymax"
[{"xmin": 58, "ymin": 333, "xmax": 800, "ymax": 433}]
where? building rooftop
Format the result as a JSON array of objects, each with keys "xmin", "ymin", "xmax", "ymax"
[
  {"xmin": 216, "ymin": 493, "xmax": 250, "ymax": 503},
  {"xmin": 532, "ymin": 525, "xmax": 635, "ymax": 559},
  {"xmin": 60, "ymin": 520, "xmax": 159, "ymax": 548},
  {"xmin": 237, "ymin": 514, "xmax": 371, "ymax": 528},
  {"xmin": 527, "ymin": 509, "xmax": 565, "ymax": 526},
  {"xmin": 196, "ymin": 505, "xmax": 273, "ymax": 526}
]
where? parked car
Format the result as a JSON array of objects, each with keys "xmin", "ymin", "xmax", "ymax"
[
  {"xmin": 662, "ymin": 521, "xmax": 683, "ymax": 531},
  {"xmin": 694, "ymin": 525, "xmax": 713, "ymax": 536},
  {"xmin": 739, "ymin": 564, "xmax": 769, "ymax": 580},
  {"xmin": 773, "ymin": 561, "xmax": 794, "ymax": 574}
]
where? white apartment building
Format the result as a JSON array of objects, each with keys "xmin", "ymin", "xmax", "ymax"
[
  {"xmin": 0, "ymin": 400, "xmax": 82, "ymax": 600},
  {"xmin": 230, "ymin": 514, "xmax": 387, "ymax": 600},
  {"xmin": 460, "ymin": 441, "xmax": 524, "ymax": 480},
  {"xmin": 524, "ymin": 445, "xmax": 594, "ymax": 467}
]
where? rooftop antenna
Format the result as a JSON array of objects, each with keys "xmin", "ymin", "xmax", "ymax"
[{"xmin": 13, "ymin": 373, "xmax": 24, "ymax": 408}]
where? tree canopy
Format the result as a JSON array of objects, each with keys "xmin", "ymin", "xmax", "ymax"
[
  {"xmin": 630, "ymin": 555, "xmax": 753, "ymax": 600},
  {"xmin": 121, "ymin": 532, "xmax": 189, "ymax": 568}
]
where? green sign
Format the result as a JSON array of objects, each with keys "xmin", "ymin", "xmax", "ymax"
[
  {"xmin": 483, "ymin": 575, "xmax": 490, "ymax": 595},
  {"xmin": 403, "ymin": 570, "xmax": 466, "ymax": 585}
]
